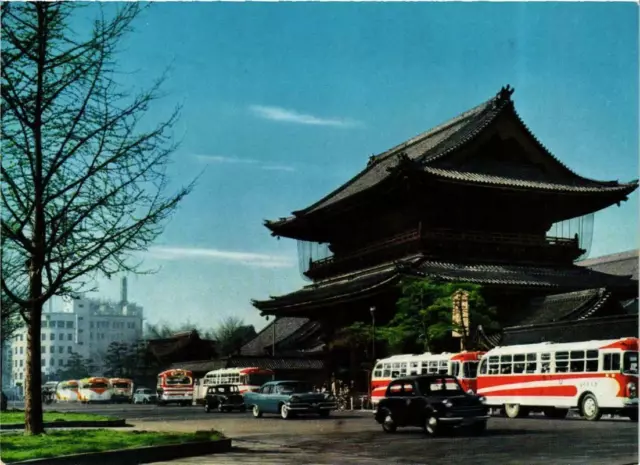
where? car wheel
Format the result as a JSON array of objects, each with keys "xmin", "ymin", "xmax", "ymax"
[
  {"xmin": 280, "ymin": 404, "xmax": 291, "ymax": 420},
  {"xmin": 204, "ymin": 403, "xmax": 210, "ymax": 413},
  {"xmin": 218, "ymin": 403, "xmax": 225, "ymax": 413},
  {"xmin": 504, "ymin": 403, "xmax": 527, "ymax": 419},
  {"xmin": 581, "ymin": 393, "xmax": 602, "ymax": 421},
  {"xmin": 252, "ymin": 405, "xmax": 263, "ymax": 418},
  {"xmin": 424, "ymin": 415, "xmax": 440, "ymax": 436},
  {"xmin": 381, "ymin": 410, "xmax": 397, "ymax": 433}
]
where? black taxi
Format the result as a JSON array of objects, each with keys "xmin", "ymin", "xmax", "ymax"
[
  {"xmin": 374, "ymin": 374, "xmax": 489, "ymax": 436},
  {"xmin": 203, "ymin": 384, "xmax": 246, "ymax": 413}
]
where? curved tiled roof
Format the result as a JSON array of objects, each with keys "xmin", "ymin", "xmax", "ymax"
[
  {"xmin": 266, "ymin": 86, "xmax": 638, "ymax": 233},
  {"xmin": 577, "ymin": 249, "xmax": 638, "ymax": 281}
]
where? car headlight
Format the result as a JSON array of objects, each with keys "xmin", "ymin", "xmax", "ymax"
[
  {"xmin": 478, "ymin": 396, "xmax": 487, "ymax": 404},
  {"xmin": 627, "ymin": 382, "xmax": 637, "ymax": 398},
  {"xmin": 289, "ymin": 395, "xmax": 301, "ymax": 403},
  {"xmin": 442, "ymin": 400, "xmax": 453, "ymax": 408}
]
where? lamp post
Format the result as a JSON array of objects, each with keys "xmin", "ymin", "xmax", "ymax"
[{"xmin": 370, "ymin": 306, "xmax": 376, "ymax": 362}]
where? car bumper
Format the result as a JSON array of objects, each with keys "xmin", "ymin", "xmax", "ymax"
[
  {"xmin": 160, "ymin": 395, "xmax": 192, "ymax": 402},
  {"xmin": 439, "ymin": 415, "xmax": 490, "ymax": 425},
  {"xmin": 286, "ymin": 402, "xmax": 338, "ymax": 412}
]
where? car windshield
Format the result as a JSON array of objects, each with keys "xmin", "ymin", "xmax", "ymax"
[
  {"xmin": 623, "ymin": 351, "xmax": 638, "ymax": 374},
  {"xmin": 417, "ymin": 377, "xmax": 464, "ymax": 397},
  {"xmin": 463, "ymin": 361, "xmax": 478, "ymax": 379},
  {"xmin": 278, "ymin": 382, "xmax": 313, "ymax": 394}
]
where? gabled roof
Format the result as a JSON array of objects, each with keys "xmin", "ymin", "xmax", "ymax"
[
  {"xmin": 267, "ymin": 86, "xmax": 637, "ymax": 233},
  {"xmin": 576, "ymin": 249, "xmax": 638, "ymax": 281},
  {"xmin": 240, "ymin": 317, "xmax": 319, "ymax": 356}
]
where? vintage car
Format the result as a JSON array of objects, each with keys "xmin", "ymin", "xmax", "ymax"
[
  {"xmin": 132, "ymin": 388, "xmax": 158, "ymax": 404},
  {"xmin": 243, "ymin": 380, "xmax": 337, "ymax": 419},
  {"xmin": 375, "ymin": 375, "xmax": 490, "ymax": 436},
  {"xmin": 204, "ymin": 384, "xmax": 246, "ymax": 413}
]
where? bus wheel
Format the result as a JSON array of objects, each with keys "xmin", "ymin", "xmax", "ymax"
[
  {"xmin": 580, "ymin": 393, "xmax": 602, "ymax": 421},
  {"xmin": 504, "ymin": 404, "xmax": 527, "ymax": 419},
  {"xmin": 543, "ymin": 408, "xmax": 569, "ymax": 419}
]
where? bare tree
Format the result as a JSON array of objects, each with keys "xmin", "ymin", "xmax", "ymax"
[{"xmin": 1, "ymin": 3, "xmax": 193, "ymax": 434}]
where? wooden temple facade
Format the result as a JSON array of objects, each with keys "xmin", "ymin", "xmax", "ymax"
[{"xmin": 249, "ymin": 86, "xmax": 638, "ymax": 370}]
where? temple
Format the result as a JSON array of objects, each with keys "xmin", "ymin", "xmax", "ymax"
[{"xmin": 250, "ymin": 86, "xmax": 638, "ymax": 364}]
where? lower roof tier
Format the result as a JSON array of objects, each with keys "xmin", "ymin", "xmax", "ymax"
[{"xmin": 251, "ymin": 254, "xmax": 637, "ymax": 316}]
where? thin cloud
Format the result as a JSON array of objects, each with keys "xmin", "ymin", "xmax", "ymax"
[
  {"xmin": 194, "ymin": 155, "xmax": 258, "ymax": 164},
  {"xmin": 146, "ymin": 246, "xmax": 295, "ymax": 269},
  {"xmin": 249, "ymin": 105, "xmax": 361, "ymax": 128},
  {"xmin": 193, "ymin": 155, "xmax": 295, "ymax": 173}
]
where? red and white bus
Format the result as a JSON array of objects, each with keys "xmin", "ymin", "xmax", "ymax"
[
  {"xmin": 195, "ymin": 367, "xmax": 275, "ymax": 404},
  {"xmin": 476, "ymin": 338, "xmax": 638, "ymax": 421},
  {"xmin": 78, "ymin": 377, "xmax": 112, "ymax": 403},
  {"xmin": 109, "ymin": 378, "xmax": 134, "ymax": 403},
  {"xmin": 370, "ymin": 351, "xmax": 485, "ymax": 405},
  {"xmin": 157, "ymin": 369, "xmax": 194, "ymax": 406}
]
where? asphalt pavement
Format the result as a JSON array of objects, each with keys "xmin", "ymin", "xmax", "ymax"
[{"xmin": 24, "ymin": 402, "xmax": 639, "ymax": 465}]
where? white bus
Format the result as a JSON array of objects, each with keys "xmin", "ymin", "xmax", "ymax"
[
  {"xmin": 476, "ymin": 337, "xmax": 639, "ymax": 421},
  {"xmin": 194, "ymin": 367, "xmax": 274, "ymax": 404}
]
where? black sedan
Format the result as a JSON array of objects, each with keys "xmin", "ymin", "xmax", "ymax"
[
  {"xmin": 204, "ymin": 384, "xmax": 246, "ymax": 413},
  {"xmin": 374, "ymin": 375, "xmax": 489, "ymax": 436}
]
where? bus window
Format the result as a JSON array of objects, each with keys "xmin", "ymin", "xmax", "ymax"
[
  {"xmin": 488, "ymin": 356, "xmax": 499, "ymax": 375},
  {"xmin": 555, "ymin": 351, "xmax": 569, "ymax": 373},
  {"xmin": 500, "ymin": 355, "xmax": 512, "ymax": 374},
  {"xmin": 373, "ymin": 369, "xmax": 383, "ymax": 378},
  {"xmin": 513, "ymin": 354, "xmax": 525, "ymax": 374},
  {"xmin": 603, "ymin": 353, "xmax": 621, "ymax": 371},
  {"xmin": 478, "ymin": 359, "xmax": 487, "ymax": 375},
  {"xmin": 463, "ymin": 361, "xmax": 478, "ymax": 378},
  {"xmin": 585, "ymin": 350, "xmax": 598, "ymax": 372},
  {"xmin": 409, "ymin": 362, "xmax": 419, "ymax": 376},
  {"xmin": 438, "ymin": 361, "xmax": 448, "ymax": 374},
  {"xmin": 569, "ymin": 351, "xmax": 585, "ymax": 372},
  {"xmin": 540, "ymin": 353, "xmax": 551, "ymax": 373},
  {"xmin": 383, "ymin": 364, "xmax": 391, "ymax": 378},
  {"xmin": 399, "ymin": 364, "xmax": 407, "ymax": 377},
  {"xmin": 525, "ymin": 353, "xmax": 537, "ymax": 373},
  {"xmin": 623, "ymin": 352, "xmax": 638, "ymax": 374},
  {"xmin": 450, "ymin": 361, "xmax": 460, "ymax": 377},
  {"xmin": 428, "ymin": 361, "xmax": 438, "ymax": 373}
]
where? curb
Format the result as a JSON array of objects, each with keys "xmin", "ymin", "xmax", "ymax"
[
  {"xmin": 5, "ymin": 438, "xmax": 232, "ymax": 464},
  {"xmin": 1, "ymin": 419, "xmax": 126, "ymax": 430}
]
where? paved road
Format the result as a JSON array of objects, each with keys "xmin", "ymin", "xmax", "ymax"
[{"xmin": 10, "ymin": 403, "xmax": 638, "ymax": 464}]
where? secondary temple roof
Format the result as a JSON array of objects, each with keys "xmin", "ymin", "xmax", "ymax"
[{"xmin": 266, "ymin": 85, "xmax": 638, "ymax": 235}]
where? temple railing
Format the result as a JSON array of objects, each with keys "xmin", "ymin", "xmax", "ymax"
[{"xmin": 305, "ymin": 228, "xmax": 580, "ymax": 280}]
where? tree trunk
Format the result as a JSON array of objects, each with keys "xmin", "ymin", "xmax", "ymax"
[{"xmin": 24, "ymin": 298, "xmax": 44, "ymax": 434}]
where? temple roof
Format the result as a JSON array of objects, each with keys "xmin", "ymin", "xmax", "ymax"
[
  {"xmin": 240, "ymin": 317, "xmax": 322, "ymax": 356},
  {"xmin": 252, "ymin": 254, "xmax": 636, "ymax": 315},
  {"xmin": 146, "ymin": 330, "xmax": 218, "ymax": 363},
  {"xmin": 577, "ymin": 249, "xmax": 638, "ymax": 281},
  {"xmin": 266, "ymin": 86, "xmax": 638, "ymax": 234}
]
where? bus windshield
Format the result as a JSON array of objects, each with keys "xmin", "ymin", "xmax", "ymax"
[
  {"xmin": 246, "ymin": 373, "xmax": 273, "ymax": 386},
  {"xmin": 113, "ymin": 382, "xmax": 130, "ymax": 389},
  {"xmin": 166, "ymin": 376, "xmax": 192, "ymax": 386},
  {"xmin": 463, "ymin": 361, "xmax": 479, "ymax": 379},
  {"xmin": 86, "ymin": 382, "xmax": 108, "ymax": 389},
  {"xmin": 623, "ymin": 351, "xmax": 638, "ymax": 374}
]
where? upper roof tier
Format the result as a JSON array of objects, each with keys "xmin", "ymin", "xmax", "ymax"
[{"xmin": 266, "ymin": 86, "xmax": 638, "ymax": 236}]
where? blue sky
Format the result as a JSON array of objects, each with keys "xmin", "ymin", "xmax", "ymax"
[{"xmin": 65, "ymin": 2, "xmax": 638, "ymax": 332}]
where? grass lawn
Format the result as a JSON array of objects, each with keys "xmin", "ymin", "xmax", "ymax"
[
  {"xmin": 0, "ymin": 429, "xmax": 223, "ymax": 463},
  {"xmin": 0, "ymin": 409, "xmax": 117, "ymax": 424}
]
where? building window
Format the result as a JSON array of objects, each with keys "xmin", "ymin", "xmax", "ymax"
[
  {"xmin": 68, "ymin": 334, "xmax": 72, "ymax": 341},
  {"xmin": 67, "ymin": 346, "xmax": 72, "ymax": 354},
  {"xmin": 90, "ymin": 322, "xmax": 94, "ymax": 328},
  {"xmin": 42, "ymin": 321, "xmax": 48, "ymax": 328},
  {"xmin": 66, "ymin": 322, "xmax": 73, "ymax": 329},
  {"xmin": 49, "ymin": 358, "xmax": 54, "ymax": 366},
  {"xmin": 58, "ymin": 346, "xmax": 63, "ymax": 354},
  {"xmin": 50, "ymin": 333, "xmax": 55, "ymax": 340},
  {"xmin": 51, "ymin": 346, "xmax": 55, "ymax": 354},
  {"xmin": 42, "ymin": 346, "xmax": 46, "ymax": 354},
  {"xmin": 19, "ymin": 347, "xmax": 23, "ymax": 355},
  {"xmin": 41, "ymin": 333, "xmax": 46, "ymax": 341},
  {"xmin": 42, "ymin": 359, "xmax": 46, "ymax": 367},
  {"xmin": 19, "ymin": 360, "xmax": 23, "ymax": 367}
]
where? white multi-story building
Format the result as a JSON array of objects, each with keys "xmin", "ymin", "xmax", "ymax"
[{"xmin": 10, "ymin": 277, "xmax": 143, "ymax": 383}]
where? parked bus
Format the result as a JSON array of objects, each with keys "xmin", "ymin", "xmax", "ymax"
[
  {"xmin": 157, "ymin": 369, "xmax": 194, "ymax": 406},
  {"xmin": 476, "ymin": 337, "xmax": 639, "ymax": 421},
  {"xmin": 194, "ymin": 367, "xmax": 275, "ymax": 404},
  {"xmin": 109, "ymin": 378, "xmax": 134, "ymax": 403},
  {"xmin": 370, "ymin": 351, "xmax": 485, "ymax": 405},
  {"xmin": 78, "ymin": 377, "xmax": 112, "ymax": 403},
  {"xmin": 55, "ymin": 380, "xmax": 80, "ymax": 402}
]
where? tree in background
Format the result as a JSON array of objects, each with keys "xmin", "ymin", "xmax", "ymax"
[
  {"xmin": 212, "ymin": 316, "xmax": 257, "ymax": 357},
  {"xmin": 144, "ymin": 320, "xmax": 215, "ymax": 340},
  {"xmin": 53, "ymin": 352, "xmax": 90, "ymax": 381},
  {"xmin": 1, "ymin": 3, "xmax": 193, "ymax": 434},
  {"xmin": 378, "ymin": 279, "xmax": 499, "ymax": 354},
  {"xmin": 102, "ymin": 342, "xmax": 137, "ymax": 378},
  {"xmin": 1, "ymin": 291, "xmax": 23, "ymax": 391}
]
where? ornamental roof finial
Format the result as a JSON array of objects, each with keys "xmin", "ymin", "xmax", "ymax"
[{"xmin": 496, "ymin": 84, "xmax": 515, "ymax": 102}]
